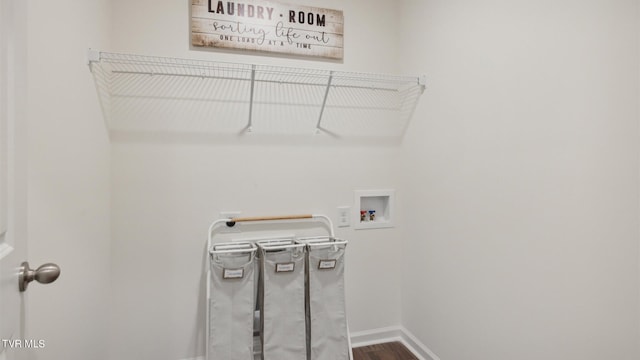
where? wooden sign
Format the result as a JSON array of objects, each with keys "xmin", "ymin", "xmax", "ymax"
[{"xmin": 191, "ymin": 0, "xmax": 344, "ymax": 59}]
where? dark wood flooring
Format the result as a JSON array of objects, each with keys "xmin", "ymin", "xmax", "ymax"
[{"xmin": 352, "ymin": 341, "xmax": 419, "ymax": 360}]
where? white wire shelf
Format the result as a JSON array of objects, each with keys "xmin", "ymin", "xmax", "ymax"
[{"xmin": 88, "ymin": 50, "xmax": 425, "ymax": 139}]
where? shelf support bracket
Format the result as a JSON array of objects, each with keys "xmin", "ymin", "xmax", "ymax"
[
  {"xmin": 247, "ymin": 65, "xmax": 256, "ymax": 132},
  {"xmin": 315, "ymin": 71, "xmax": 334, "ymax": 133},
  {"xmin": 418, "ymin": 75, "xmax": 427, "ymax": 94},
  {"xmin": 87, "ymin": 48, "xmax": 101, "ymax": 65}
]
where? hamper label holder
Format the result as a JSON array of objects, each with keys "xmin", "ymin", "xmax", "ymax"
[
  {"xmin": 275, "ymin": 262, "xmax": 295, "ymax": 273},
  {"xmin": 223, "ymin": 268, "xmax": 245, "ymax": 279},
  {"xmin": 318, "ymin": 259, "xmax": 337, "ymax": 270}
]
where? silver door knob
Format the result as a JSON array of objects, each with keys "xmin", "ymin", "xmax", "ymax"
[{"xmin": 19, "ymin": 261, "xmax": 60, "ymax": 292}]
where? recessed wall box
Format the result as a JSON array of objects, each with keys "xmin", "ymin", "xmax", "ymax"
[{"xmin": 354, "ymin": 189, "xmax": 395, "ymax": 230}]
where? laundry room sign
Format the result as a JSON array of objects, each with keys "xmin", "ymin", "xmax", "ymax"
[{"xmin": 191, "ymin": 0, "xmax": 344, "ymax": 59}]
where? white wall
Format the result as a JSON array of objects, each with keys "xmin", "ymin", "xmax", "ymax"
[
  {"xmin": 398, "ymin": 0, "xmax": 640, "ymax": 359},
  {"xmin": 26, "ymin": 0, "xmax": 111, "ymax": 359},
  {"xmin": 21, "ymin": 1, "xmax": 640, "ymax": 359},
  {"xmin": 108, "ymin": 1, "xmax": 403, "ymax": 359}
]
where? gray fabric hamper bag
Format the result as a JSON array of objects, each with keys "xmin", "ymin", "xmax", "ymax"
[
  {"xmin": 209, "ymin": 243, "xmax": 258, "ymax": 360},
  {"xmin": 304, "ymin": 239, "xmax": 349, "ymax": 360},
  {"xmin": 258, "ymin": 240, "xmax": 307, "ymax": 360}
]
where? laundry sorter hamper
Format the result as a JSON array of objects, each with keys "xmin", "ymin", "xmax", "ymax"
[
  {"xmin": 299, "ymin": 237, "xmax": 350, "ymax": 360},
  {"xmin": 257, "ymin": 239, "xmax": 308, "ymax": 360},
  {"xmin": 206, "ymin": 214, "xmax": 354, "ymax": 360},
  {"xmin": 207, "ymin": 242, "xmax": 259, "ymax": 360}
]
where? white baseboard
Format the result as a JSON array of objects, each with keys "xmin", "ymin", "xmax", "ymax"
[
  {"xmin": 185, "ymin": 326, "xmax": 439, "ymax": 360},
  {"xmin": 349, "ymin": 326, "xmax": 405, "ymax": 348},
  {"xmin": 350, "ymin": 326, "xmax": 441, "ymax": 360}
]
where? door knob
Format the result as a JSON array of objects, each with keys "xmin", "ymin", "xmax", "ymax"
[{"xmin": 19, "ymin": 261, "xmax": 60, "ymax": 292}]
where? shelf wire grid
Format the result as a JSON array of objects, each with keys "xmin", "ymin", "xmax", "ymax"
[{"xmin": 89, "ymin": 51, "xmax": 424, "ymax": 138}]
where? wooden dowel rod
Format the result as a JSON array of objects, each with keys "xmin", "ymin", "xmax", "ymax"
[{"xmin": 230, "ymin": 214, "xmax": 313, "ymax": 223}]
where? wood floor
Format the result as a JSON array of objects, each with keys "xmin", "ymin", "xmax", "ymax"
[{"xmin": 352, "ymin": 341, "xmax": 419, "ymax": 360}]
